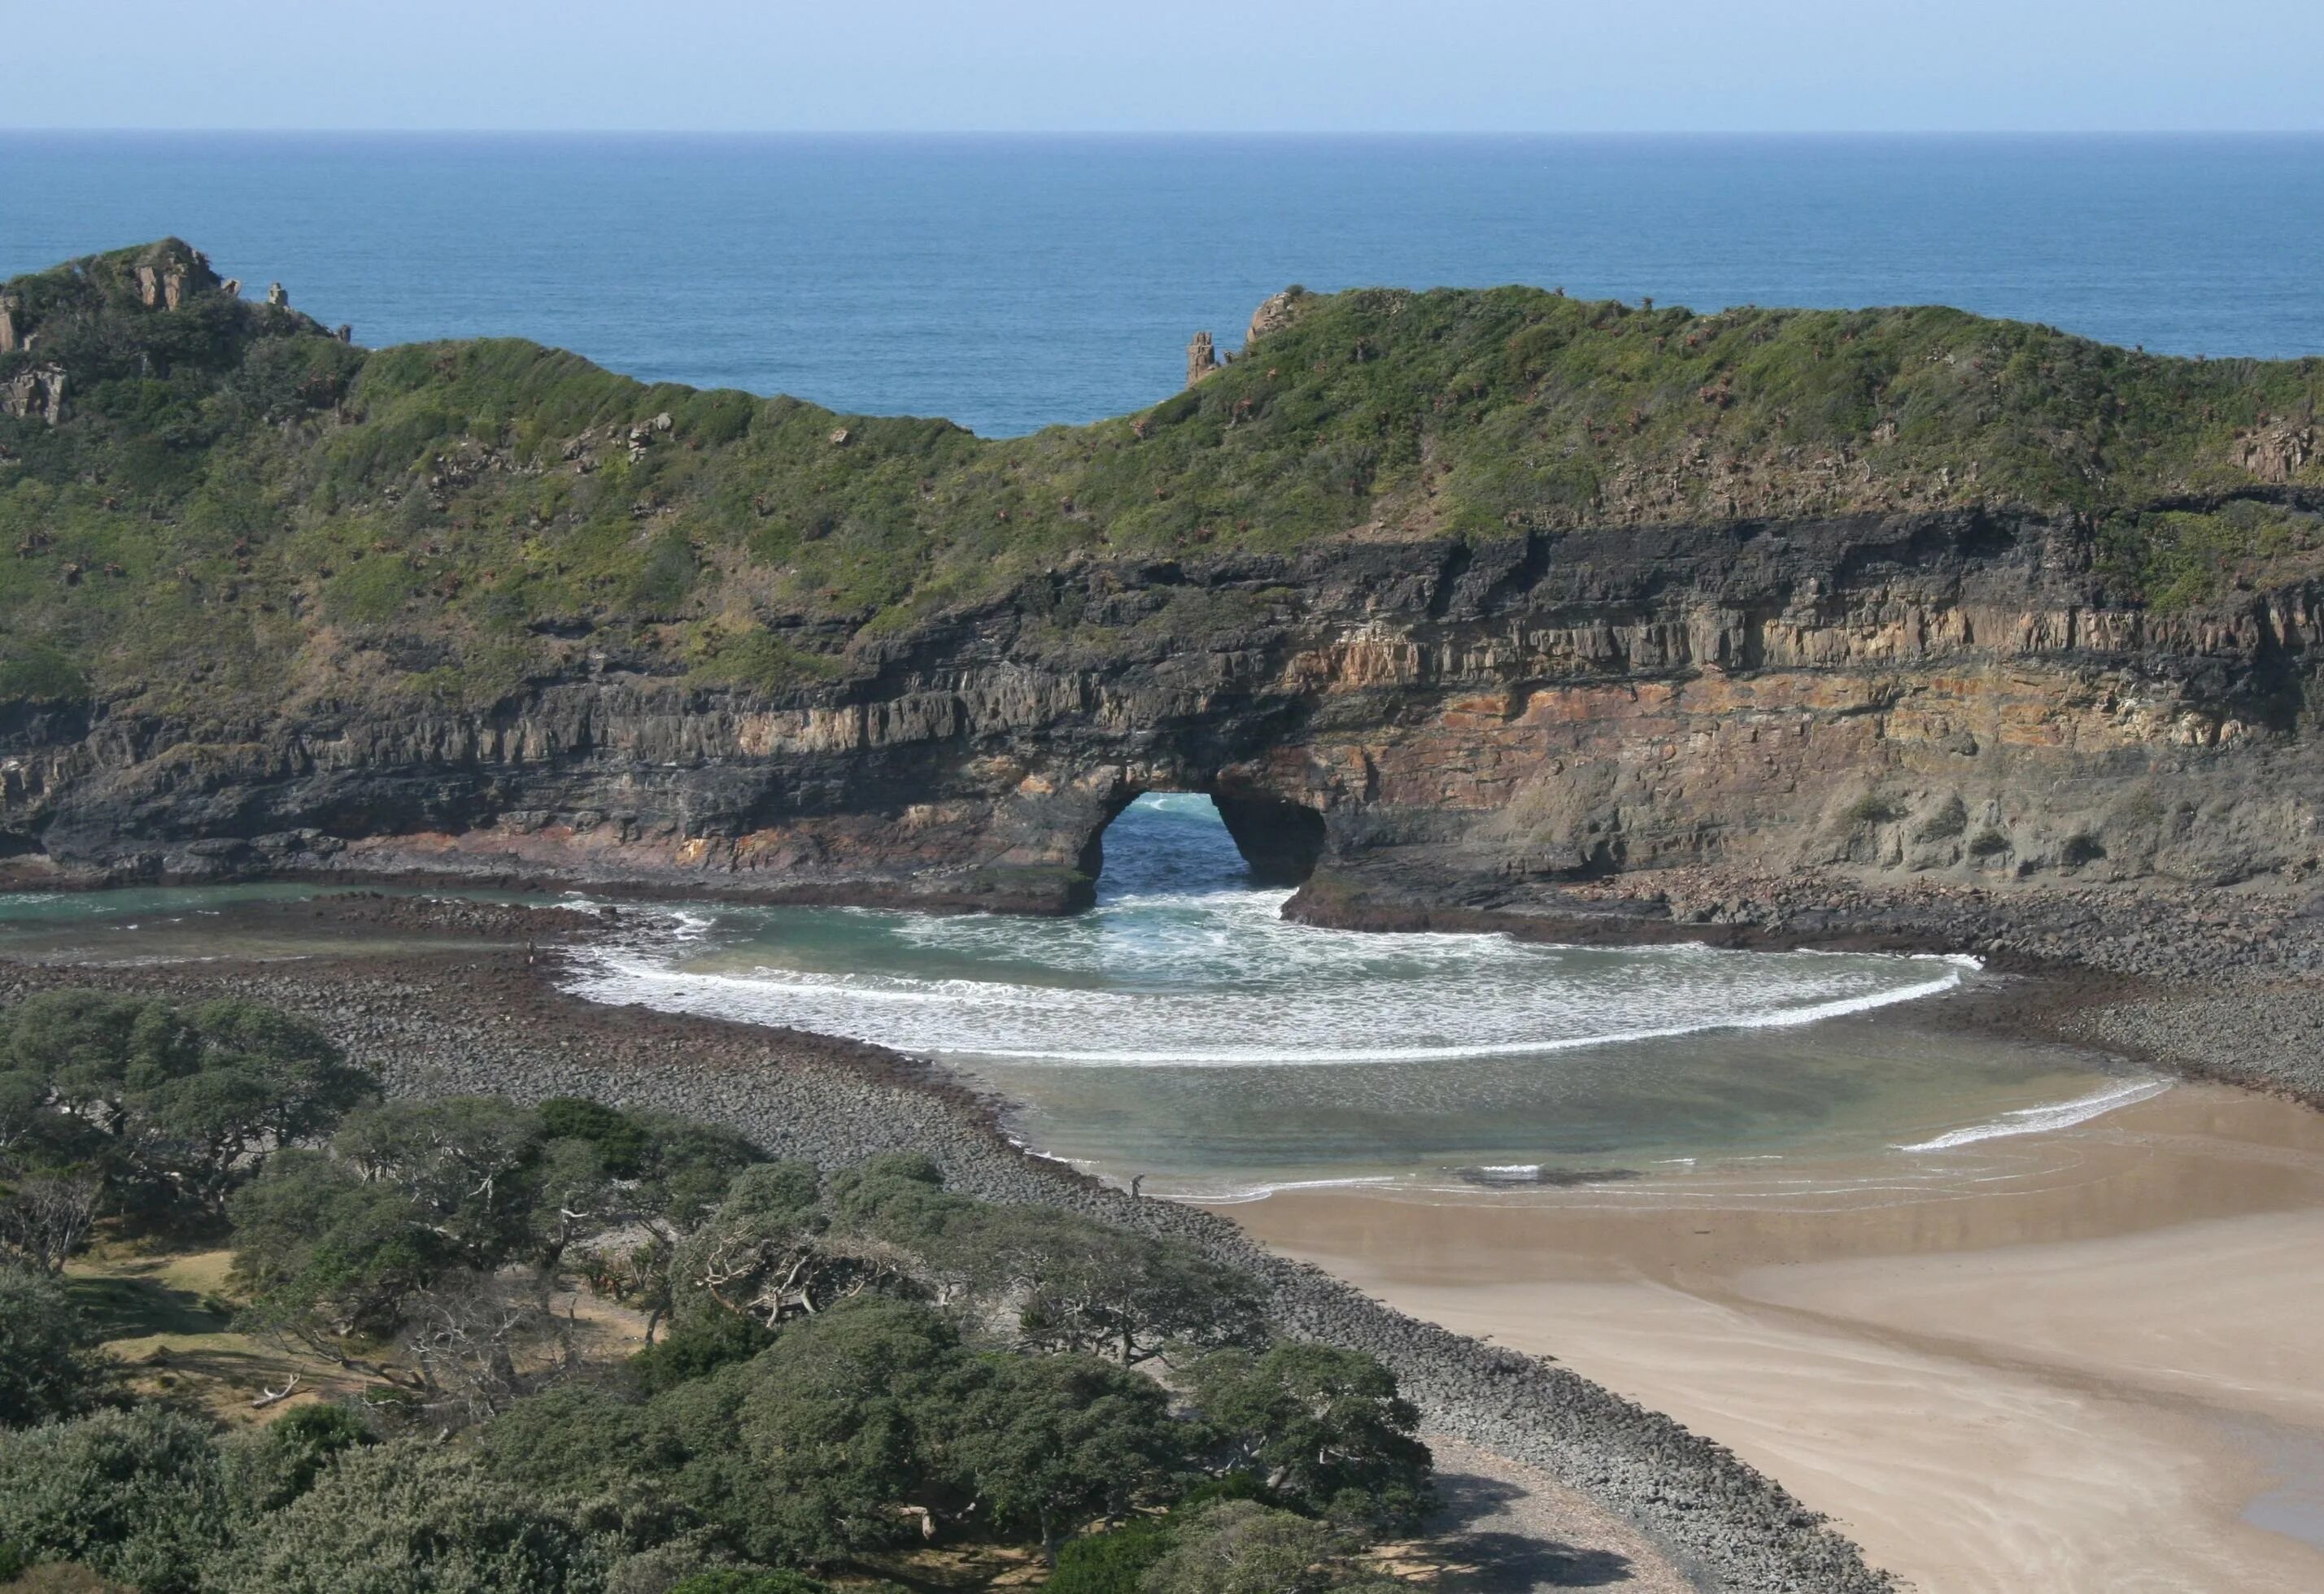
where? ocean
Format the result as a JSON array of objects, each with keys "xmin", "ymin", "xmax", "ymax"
[{"xmin": 4, "ymin": 133, "xmax": 2322, "ymax": 437}]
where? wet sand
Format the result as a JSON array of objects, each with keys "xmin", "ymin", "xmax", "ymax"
[{"xmin": 1224, "ymin": 1084, "xmax": 2324, "ymax": 1593}]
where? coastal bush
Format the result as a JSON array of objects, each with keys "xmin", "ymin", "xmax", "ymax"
[
  {"xmin": 210, "ymin": 1440, "xmax": 605, "ymax": 1594},
  {"xmin": 0, "ymin": 1407, "xmax": 230, "ymax": 1594},
  {"xmin": 1136, "ymin": 1500, "xmax": 1403, "ymax": 1594},
  {"xmin": 0, "ymin": 991, "xmax": 376, "ymax": 1224},
  {"xmin": 0, "ymin": 1263, "xmax": 110, "ymax": 1427},
  {"xmin": 0, "ymin": 992, "xmax": 1432, "ymax": 1587}
]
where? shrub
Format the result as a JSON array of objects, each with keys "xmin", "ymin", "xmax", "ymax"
[
  {"xmin": 1841, "ymin": 793, "xmax": 1903, "ymax": 826},
  {"xmin": 1967, "ymin": 828, "xmax": 2012, "ymax": 859},
  {"xmin": 666, "ymin": 1574, "xmax": 834, "ymax": 1594},
  {"xmin": 211, "ymin": 1439, "xmax": 604, "ymax": 1594},
  {"xmin": 1045, "ymin": 1515, "xmax": 1175, "ymax": 1592},
  {"xmin": 220, "ymin": 1404, "xmax": 375, "ymax": 1515},
  {"xmin": 1912, "ymin": 795, "xmax": 1968, "ymax": 842},
  {"xmin": 0, "ymin": 1265, "xmax": 109, "ymax": 1427},
  {"xmin": 2060, "ymin": 831, "xmax": 2107, "ymax": 866},
  {"xmin": 0, "ymin": 1407, "xmax": 229, "ymax": 1594}
]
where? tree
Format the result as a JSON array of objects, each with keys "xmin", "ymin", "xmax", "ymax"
[
  {"xmin": 630, "ymin": 1114, "xmax": 765, "ymax": 1238},
  {"xmin": 0, "ymin": 1065, "xmax": 72, "ymax": 1169},
  {"xmin": 668, "ymin": 1574, "xmax": 836, "ymax": 1593},
  {"xmin": 554, "ymin": 1104, "xmax": 763, "ymax": 1342},
  {"xmin": 136, "ymin": 1000, "xmax": 376, "ymax": 1214},
  {"xmin": 399, "ymin": 1269, "xmax": 578, "ymax": 1426},
  {"xmin": 538, "ymin": 1097, "xmax": 650, "ymax": 1174},
  {"xmin": 0, "ymin": 1174, "xmax": 100, "ymax": 1272},
  {"xmin": 944, "ymin": 1352, "xmax": 1187, "ymax": 1563},
  {"xmin": 211, "ymin": 1439, "xmax": 605, "ymax": 1594},
  {"xmin": 975, "ymin": 1207, "xmax": 1267, "ymax": 1366},
  {"xmin": 0, "ymin": 1263, "xmax": 110, "ymax": 1427},
  {"xmin": 1137, "ymin": 1500, "xmax": 1405, "ymax": 1594},
  {"xmin": 1184, "ymin": 1346, "xmax": 1432, "ymax": 1530},
  {"xmin": 676, "ymin": 1162, "xmax": 903, "ymax": 1329},
  {"xmin": 727, "ymin": 1297, "xmax": 966, "ymax": 1564},
  {"xmin": 0, "ymin": 992, "xmax": 375, "ymax": 1220},
  {"xmin": 529, "ymin": 1132, "xmax": 618, "ymax": 1273},
  {"xmin": 229, "ymin": 1148, "xmax": 446, "ymax": 1361},
  {"xmin": 0, "ymin": 1406, "xmax": 229, "ymax": 1594},
  {"xmin": 332, "ymin": 1098, "xmax": 544, "ymax": 1270}
]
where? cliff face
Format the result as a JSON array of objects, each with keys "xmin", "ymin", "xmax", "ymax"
[
  {"xmin": 8, "ymin": 500, "xmax": 2320, "ymax": 917},
  {"xmin": 3, "ymin": 242, "xmax": 2322, "ymax": 924}
]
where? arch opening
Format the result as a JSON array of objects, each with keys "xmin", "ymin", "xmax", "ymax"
[{"xmin": 1080, "ymin": 783, "xmax": 1325, "ymax": 899}]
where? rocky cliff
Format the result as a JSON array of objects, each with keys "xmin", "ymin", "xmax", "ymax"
[{"xmin": 3, "ymin": 242, "xmax": 2322, "ymax": 936}]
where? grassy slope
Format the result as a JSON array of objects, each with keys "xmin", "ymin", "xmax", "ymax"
[{"xmin": 2, "ymin": 241, "xmax": 2321, "ymax": 721}]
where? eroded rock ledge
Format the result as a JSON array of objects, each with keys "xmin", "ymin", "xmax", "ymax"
[{"xmin": 7, "ymin": 499, "xmax": 2322, "ymax": 943}]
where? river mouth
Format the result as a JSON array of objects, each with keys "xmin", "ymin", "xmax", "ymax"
[
  {"xmin": 0, "ymin": 797, "xmax": 2156, "ymax": 1200},
  {"xmin": 556, "ymin": 794, "xmax": 2156, "ymax": 1199}
]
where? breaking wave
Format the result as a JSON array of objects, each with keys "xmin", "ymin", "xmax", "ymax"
[{"xmin": 562, "ymin": 794, "xmax": 1974, "ymax": 1068}]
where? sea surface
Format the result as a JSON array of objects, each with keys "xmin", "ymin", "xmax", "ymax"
[{"xmin": 4, "ymin": 133, "xmax": 2322, "ymax": 437}]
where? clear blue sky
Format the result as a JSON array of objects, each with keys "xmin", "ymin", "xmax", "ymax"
[{"xmin": 7, "ymin": 0, "xmax": 2319, "ymax": 133}]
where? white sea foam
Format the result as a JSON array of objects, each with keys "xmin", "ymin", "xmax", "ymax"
[
  {"xmin": 563, "ymin": 950, "xmax": 1969, "ymax": 1066},
  {"xmin": 1894, "ymin": 1077, "xmax": 2172, "ymax": 1152}
]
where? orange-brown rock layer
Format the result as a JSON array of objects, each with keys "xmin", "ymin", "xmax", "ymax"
[{"xmin": 5, "ymin": 503, "xmax": 2321, "ymax": 951}]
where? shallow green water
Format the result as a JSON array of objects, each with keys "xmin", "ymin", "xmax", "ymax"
[
  {"xmin": 0, "ymin": 802, "xmax": 2156, "ymax": 1198},
  {"xmin": 556, "ymin": 796, "xmax": 2157, "ymax": 1198}
]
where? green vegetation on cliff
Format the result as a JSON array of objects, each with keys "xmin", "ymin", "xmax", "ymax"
[{"xmin": 3, "ymin": 240, "xmax": 2321, "ymax": 716}]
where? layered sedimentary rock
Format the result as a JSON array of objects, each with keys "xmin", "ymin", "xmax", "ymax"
[
  {"xmin": 4, "ymin": 241, "xmax": 2322, "ymax": 932},
  {"xmin": 7, "ymin": 499, "xmax": 2320, "ymax": 920}
]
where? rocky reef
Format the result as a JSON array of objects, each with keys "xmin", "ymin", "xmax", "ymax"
[{"xmin": 2, "ymin": 242, "xmax": 2322, "ymax": 943}]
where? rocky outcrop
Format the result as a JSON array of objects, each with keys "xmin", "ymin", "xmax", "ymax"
[
  {"xmin": 1245, "ymin": 286, "xmax": 1304, "ymax": 346},
  {"xmin": 2237, "ymin": 418, "xmax": 2317, "ymax": 484},
  {"xmin": 7, "ymin": 499, "xmax": 2322, "ymax": 934},
  {"xmin": 1, "ymin": 364, "xmax": 65, "ymax": 426},
  {"xmin": 0, "ymin": 294, "xmax": 18, "ymax": 355},
  {"xmin": 1185, "ymin": 329, "xmax": 1219, "ymax": 386}
]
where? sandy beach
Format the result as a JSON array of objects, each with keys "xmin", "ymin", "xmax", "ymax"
[{"xmin": 1225, "ymin": 1082, "xmax": 2324, "ymax": 1592}]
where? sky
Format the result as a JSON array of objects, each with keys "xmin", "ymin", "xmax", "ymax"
[{"xmin": 3, "ymin": 0, "xmax": 2318, "ymax": 133}]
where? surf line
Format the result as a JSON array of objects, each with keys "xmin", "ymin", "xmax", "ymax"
[{"xmin": 1894, "ymin": 1077, "xmax": 2172, "ymax": 1152}]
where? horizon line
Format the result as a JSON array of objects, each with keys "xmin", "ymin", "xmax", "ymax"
[{"xmin": 6, "ymin": 126, "xmax": 2323, "ymax": 139}]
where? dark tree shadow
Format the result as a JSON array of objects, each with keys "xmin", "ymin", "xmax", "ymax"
[{"xmin": 1415, "ymin": 1470, "xmax": 1641, "ymax": 1590}]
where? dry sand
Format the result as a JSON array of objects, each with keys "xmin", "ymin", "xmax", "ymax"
[{"xmin": 1224, "ymin": 1083, "xmax": 2324, "ymax": 1593}]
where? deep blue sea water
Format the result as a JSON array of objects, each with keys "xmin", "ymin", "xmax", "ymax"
[{"xmin": 4, "ymin": 133, "xmax": 2321, "ymax": 437}]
